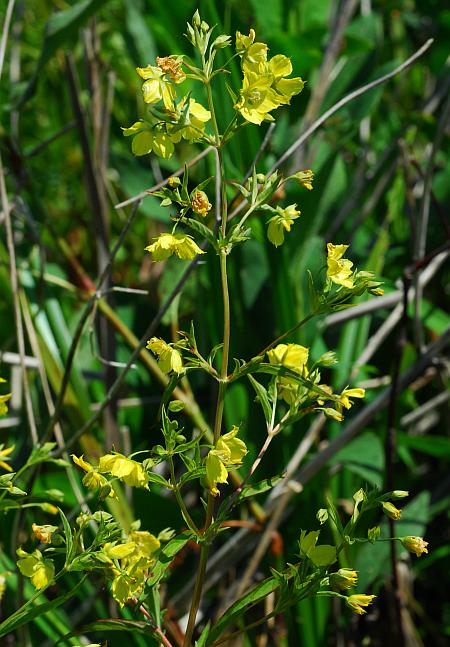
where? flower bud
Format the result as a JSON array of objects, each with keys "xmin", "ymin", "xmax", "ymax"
[
  {"xmin": 400, "ymin": 536, "xmax": 429, "ymax": 557},
  {"xmin": 382, "ymin": 501, "xmax": 401, "ymax": 520},
  {"xmin": 346, "ymin": 594, "xmax": 376, "ymax": 615},
  {"xmin": 330, "ymin": 568, "xmax": 358, "ymax": 591},
  {"xmin": 191, "ymin": 190, "xmax": 212, "ymax": 217},
  {"xmin": 391, "ymin": 490, "xmax": 409, "ymax": 499}
]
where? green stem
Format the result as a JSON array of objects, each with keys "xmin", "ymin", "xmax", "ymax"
[
  {"xmin": 183, "ymin": 52, "xmax": 231, "ymax": 647},
  {"xmin": 168, "ymin": 454, "xmax": 199, "ymax": 534}
]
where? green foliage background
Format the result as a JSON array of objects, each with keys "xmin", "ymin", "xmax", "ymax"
[{"xmin": 0, "ymin": 0, "xmax": 449, "ymax": 645}]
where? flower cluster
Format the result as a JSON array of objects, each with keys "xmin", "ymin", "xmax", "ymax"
[
  {"xmin": 123, "ymin": 57, "xmax": 211, "ymax": 159},
  {"xmin": 102, "ymin": 531, "xmax": 160, "ymax": 606},
  {"xmin": 206, "ymin": 426, "xmax": 247, "ymax": 496},
  {"xmin": 235, "ymin": 29, "xmax": 305, "ymax": 124},
  {"xmin": 72, "ymin": 451, "xmax": 149, "ymax": 496}
]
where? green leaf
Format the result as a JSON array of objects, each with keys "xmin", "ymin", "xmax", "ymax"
[
  {"xmin": 247, "ymin": 374, "xmax": 272, "ymax": 426},
  {"xmin": 58, "ymin": 508, "xmax": 73, "ymax": 567},
  {"xmin": 308, "ymin": 545, "xmax": 337, "ymax": 567},
  {"xmin": 0, "ymin": 576, "xmax": 87, "ymax": 638},
  {"xmin": 19, "ymin": 0, "xmax": 111, "ymax": 105},
  {"xmin": 195, "ymin": 621, "xmax": 211, "ymax": 647},
  {"xmin": 57, "ymin": 618, "xmax": 152, "ymax": 643},
  {"xmin": 146, "ymin": 532, "xmax": 193, "ymax": 587},
  {"xmin": 238, "ymin": 475, "xmax": 284, "ymax": 500},
  {"xmin": 206, "ymin": 577, "xmax": 280, "ymax": 644},
  {"xmin": 182, "ymin": 217, "xmax": 217, "ymax": 250}
]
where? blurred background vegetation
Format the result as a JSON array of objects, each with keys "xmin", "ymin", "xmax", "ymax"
[{"xmin": 0, "ymin": 0, "xmax": 449, "ymax": 645}]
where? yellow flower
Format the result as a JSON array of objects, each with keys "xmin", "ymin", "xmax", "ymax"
[
  {"xmin": 382, "ymin": 502, "xmax": 401, "ymax": 520},
  {"xmin": 129, "ymin": 530, "xmax": 160, "ymax": 557},
  {"xmin": 145, "ymin": 233, "xmax": 205, "ymax": 261},
  {"xmin": 98, "ymin": 453, "xmax": 149, "ymax": 489},
  {"xmin": 346, "ymin": 594, "xmax": 376, "ymax": 615},
  {"xmin": 71, "ymin": 454, "xmax": 115, "ymax": 498},
  {"xmin": 16, "ymin": 548, "xmax": 55, "ymax": 590},
  {"xmin": 267, "ymin": 204, "xmax": 300, "ymax": 247},
  {"xmin": 122, "ymin": 123, "xmax": 175, "ymax": 159},
  {"xmin": 0, "ymin": 444, "xmax": 15, "ymax": 472},
  {"xmin": 191, "ymin": 190, "xmax": 212, "ymax": 217},
  {"xmin": 0, "ymin": 382, "xmax": 11, "ymax": 416},
  {"xmin": 326, "ymin": 243, "xmax": 354, "ymax": 288},
  {"xmin": 292, "ymin": 169, "xmax": 314, "ymax": 191},
  {"xmin": 400, "ymin": 536, "xmax": 429, "ymax": 557},
  {"xmin": 0, "ymin": 574, "xmax": 6, "ymax": 602},
  {"xmin": 267, "ymin": 54, "xmax": 305, "ymax": 102},
  {"xmin": 267, "ymin": 343, "xmax": 309, "ymax": 372},
  {"xmin": 235, "ymin": 71, "xmax": 280, "ymax": 125},
  {"xmin": 235, "ymin": 29, "xmax": 256, "ymax": 54},
  {"xmin": 206, "ymin": 426, "xmax": 247, "ymax": 497},
  {"xmin": 31, "ymin": 524, "xmax": 58, "ymax": 545},
  {"xmin": 330, "ymin": 568, "xmax": 358, "ymax": 591},
  {"xmin": 103, "ymin": 541, "xmax": 137, "ymax": 560},
  {"xmin": 156, "ymin": 55, "xmax": 186, "ymax": 83},
  {"xmin": 136, "ymin": 64, "xmax": 175, "ymax": 109},
  {"xmin": 267, "ymin": 343, "xmax": 310, "ymax": 404},
  {"xmin": 235, "ymin": 32, "xmax": 304, "ymax": 124},
  {"xmin": 170, "ymin": 98, "xmax": 211, "ymax": 142},
  {"xmin": 146, "ymin": 337, "xmax": 183, "ymax": 374},
  {"xmin": 337, "ymin": 387, "xmax": 365, "ymax": 411}
]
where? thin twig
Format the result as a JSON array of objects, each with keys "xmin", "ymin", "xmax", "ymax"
[
  {"xmin": 0, "ymin": 152, "xmax": 38, "ymax": 443},
  {"xmin": 41, "ymin": 197, "xmax": 143, "ymax": 443},
  {"xmin": 0, "ymin": 0, "xmax": 16, "ymax": 81},
  {"xmin": 291, "ymin": 0, "xmax": 358, "ymax": 170},
  {"xmin": 413, "ymin": 89, "xmax": 450, "ymax": 350},
  {"xmin": 269, "ymin": 39, "xmax": 434, "ymax": 173},
  {"xmin": 170, "ymin": 327, "xmax": 450, "ymax": 613},
  {"xmin": 114, "ymin": 146, "xmax": 214, "ymax": 210}
]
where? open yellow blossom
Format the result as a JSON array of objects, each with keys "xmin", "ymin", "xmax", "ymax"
[
  {"xmin": 136, "ymin": 64, "xmax": 175, "ymax": 109},
  {"xmin": 16, "ymin": 548, "xmax": 55, "ymax": 590},
  {"xmin": 235, "ymin": 71, "xmax": 280, "ymax": 125},
  {"xmin": 206, "ymin": 426, "xmax": 247, "ymax": 497},
  {"xmin": 346, "ymin": 594, "xmax": 376, "ymax": 615},
  {"xmin": 292, "ymin": 169, "xmax": 314, "ymax": 191},
  {"xmin": 400, "ymin": 536, "xmax": 429, "ymax": 557},
  {"xmin": 267, "ymin": 204, "xmax": 300, "ymax": 247},
  {"xmin": 268, "ymin": 54, "xmax": 305, "ymax": 102},
  {"xmin": 235, "ymin": 31, "xmax": 304, "ymax": 124},
  {"xmin": 267, "ymin": 343, "xmax": 310, "ymax": 404},
  {"xmin": 146, "ymin": 337, "xmax": 183, "ymax": 374},
  {"xmin": 326, "ymin": 243, "xmax": 354, "ymax": 288},
  {"xmin": 330, "ymin": 568, "xmax": 358, "ymax": 591},
  {"xmin": 267, "ymin": 343, "xmax": 309, "ymax": 370},
  {"xmin": 72, "ymin": 454, "xmax": 115, "ymax": 498},
  {"xmin": 98, "ymin": 453, "xmax": 149, "ymax": 489},
  {"xmin": 122, "ymin": 122, "xmax": 175, "ymax": 159},
  {"xmin": 32, "ymin": 524, "xmax": 58, "ymax": 545},
  {"xmin": 337, "ymin": 387, "xmax": 365, "ymax": 411},
  {"xmin": 145, "ymin": 233, "xmax": 205, "ymax": 261},
  {"xmin": 129, "ymin": 530, "xmax": 160, "ymax": 557},
  {"xmin": 103, "ymin": 541, "xmax": 137, "ymax": 560},
  {"xmin": 191, "ymin": 190, "xmax": 212, "ymax": 217},
  {"xmin": 0, "ymin": 444, "xmax": 14, "ymax": 472}
]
